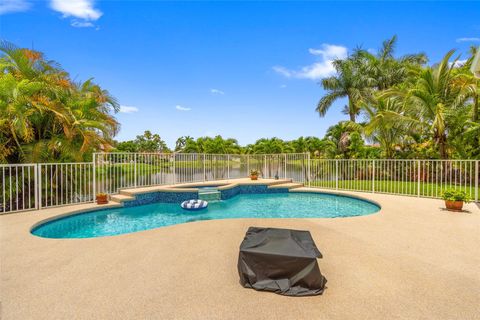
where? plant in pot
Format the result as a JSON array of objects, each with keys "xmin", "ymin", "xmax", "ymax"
[
  {"xmin": 441, "ymin": 189, "xmax": 470, "ymax": 212},
  {"xmin": 250, "ymin": 169, "xmax": 260, "ymax": 180},
  {"xmin": 96, "ymin": 193, "xmax": 109, "ymax": 205}
]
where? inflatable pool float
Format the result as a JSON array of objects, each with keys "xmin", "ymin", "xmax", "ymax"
[{"xmin": 181, "ymin": 199, "xmax": 208, "ymax": 210}]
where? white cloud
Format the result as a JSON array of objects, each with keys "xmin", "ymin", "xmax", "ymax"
[
  {"xmin": 71, "ymin": 20, "xmax": 94, "ymax": 28},
  {"xmin": 456, "ymin": 37, "xmax": 480, "ymax": 43},
  {"xmin": 119, "ymin": 105, "xmax": 139, "ymax": 113},
  {"xmin": 50, "ymin": 0, "xmax": 102, "ymax": 20},
  {"xmin": 0, "ymin": 0, "xmax": 31, "ymax": 15},
  {"xmin": 451, "ymin": 59, "xmax": 467, "ymax": 68},
  {"xmin": 210, "ymin": 88, "xmax": 225, "ymax": 95},
  {"xmin": 175, "ymin": 105, "xmax": 191, "ymax": 111},
  {"xmin": 273, "ymin": 44, "xmax": 348, "ymax": 80}
]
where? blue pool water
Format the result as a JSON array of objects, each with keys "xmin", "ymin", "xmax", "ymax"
[{"xmin": 32, "ymin": 192, "xmax": 380, "ymax": 239}]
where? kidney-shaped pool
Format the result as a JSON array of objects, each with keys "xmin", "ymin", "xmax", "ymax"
[{"xmin": 32, "ymin": 192, "xmax": 380, "ymax": 239}]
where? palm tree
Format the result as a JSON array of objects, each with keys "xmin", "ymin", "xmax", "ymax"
[
  {"xmin": 353, "ymin": 35, "xmax": 427, "ymax": 91},
  {"xmin": 382, "ymin": 50, "xmax": 468, "ymax": 159},
  {"xmin": 316, "ymin": 58, "xmax": 371, "ymax": 122},
  {"xmin": 362, "ymin": 97, "xmax": 407, "ymax": 158},
  {"xmin": 175, "ymin": 136, "xmax": 194, "ymax": 152},
  {"xmin": 0, "ymin": 41, "xmax": 119, "ymax": 163}
]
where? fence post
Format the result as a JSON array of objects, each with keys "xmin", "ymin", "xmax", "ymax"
[
  {"xmin": 172, "ymin": 153, "xmax": 176, "ymax": 184},
  {"xmin": 92, "ymin": 153, "xmax": 96, "ymax": 199},
  {"xmin": 335, "ymin": 160, "xmax": 339, "ymax": 190},
  {"xmin": 284, "ymin": 154, "xmax": 287, "ymax": 179},
  {"xmin": 264, "ymin": 155, "xmax": 267, "ymax": 178},
  {"xmin": 475, "ymin": 160, "xmax": 479, "ymax": 203},
  {"xmin": 227, "ymin": 154, "xmax": 230, "ymax": 179},
  {"xmin": 417, "ymin": 160, "xmax": 421, "ymax": 197},
  {"xmin": 247, "ymin": 155, "xmax": 250, "ymax": 177},
  {"xmin": 38, "ymin": 164, "xmax": 42, "ymax": 210},
  {"xmin": 372, "ymin": 160, "xmax": 375, "ymax": 193},
  {"xmin": 34, "ymin": 164, "xmax": 39, "ymax": 210},
  {"xmin": 307, "ymin": 153, "xmax": 311, "ymax": 187},
  {"xmin": 134, "ymin": 153, "xmax": 137, "ymax": 187},
  {"xmin": 203, "ymin": 154, "xmax": 206, "ymax": 182}
]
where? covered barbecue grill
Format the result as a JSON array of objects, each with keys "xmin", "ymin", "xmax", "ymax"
[{"xmin": 237, "ymin": 227, "xmax": 327, "ymax": 296}]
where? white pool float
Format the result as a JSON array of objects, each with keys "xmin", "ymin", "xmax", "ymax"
[{"xmin": 180, "ymin": 199, "xmax": 208, "ymax": 210}]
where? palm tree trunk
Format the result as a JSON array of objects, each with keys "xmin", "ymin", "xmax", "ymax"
[
  {"xmin": 473, "ymin": 95, "xmax": 478, "ymax": 122},
  {"xmin": 348, "ymin": 100, "xmax": 356, "ymax": 122},
  {"xmin": 349, "ymin": 112, "xmax": 356, "ymax": 122},
  {"xmin": 438, "ymin": 135, "xmax": 448, "ymax": 159}
]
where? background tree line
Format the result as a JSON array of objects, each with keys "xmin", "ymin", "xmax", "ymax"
[{"xmin": 1, "ymin": 38, "xmax": 479, "ymax": 164}]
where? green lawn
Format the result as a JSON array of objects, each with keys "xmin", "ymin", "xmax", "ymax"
[{"xmin": 310, "ymin": 179, "xmax": 479, "ymax": 199}]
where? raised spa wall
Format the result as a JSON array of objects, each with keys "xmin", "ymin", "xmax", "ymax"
[{"xmin": 122, "ymin": 184, "xmax": 290, "ymax": 207}]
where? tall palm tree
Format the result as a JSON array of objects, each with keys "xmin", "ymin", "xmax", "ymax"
[
  {"xmin": 316, "ymin": 58, "xmax": 372, "ymax": 122},
  {"xmin": 382, "ymin": 50, "xmax": 468, "ymax": 159},
  {"xmin": 353, "ymin": 35, "xmax": 427, "ymax": 91}
]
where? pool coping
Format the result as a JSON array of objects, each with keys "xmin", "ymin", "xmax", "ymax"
[{"xmin": 118, "ymin": 178, "xmax": 294, "ymax": 195}]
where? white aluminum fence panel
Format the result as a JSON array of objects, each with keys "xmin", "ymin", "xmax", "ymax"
[
  {"xmin": 176, "ymin": 153, "xmax": 204, "ymax": 183},
  {"xmin": 228, "ymin": 155, "xmax": 249, "ymax": 179},
  {"xmin": 95, "ymin": 153, "xmax": 174, "ymax": 194},
  {"xmin": 309, "ymin": 159, "xmax": 479, "ymax": 201},
  {"xmin": 39, "ymin": 163, "xmax": 94, "ymax": 209},
  {"xmin": 94, "ymin": 153, "xmax": 309, "ymax": 194},
  {"xmin": 0, "ymin": 164, "xmax": 36, "ymax": 213},
  {"xmin": 203, "ymin": 154, "xmax": 230, "ymax": 181},
  {"xmin": 286, "ymin": 153, "xmax": 309, "ymax": 183}
]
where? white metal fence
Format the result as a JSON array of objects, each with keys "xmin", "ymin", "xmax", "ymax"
[
  {"xmin": 308, "ymin": 159, "xmax": 479, "ymax": 201},
  {"xmin": 0, "ymin": 164, "xmax": 37, "ymax": 213},
  {"xmin": 94, "ymin": 153, "xmax": 308, "ymax": 194},
  {"xmin": 1, "ymin": 154, "xmax": 478, "ymax": 214}
]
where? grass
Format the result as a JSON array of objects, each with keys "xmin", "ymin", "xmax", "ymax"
[{"xmin": 310, "ymin": 180, "xmax": 479, "ymax": 199}]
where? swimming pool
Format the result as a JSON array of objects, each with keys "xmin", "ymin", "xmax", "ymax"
[{"xmin": 31, "ymin": 192, "xmax": 380, "ymax": 239}]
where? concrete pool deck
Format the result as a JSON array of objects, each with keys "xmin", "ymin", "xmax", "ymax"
[{"xmin": 1, "ymin": 186, "xmax": 479, "ymax": 319}]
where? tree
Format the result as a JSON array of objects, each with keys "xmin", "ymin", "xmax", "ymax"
[
  {"xmin": 252, "ymin": 138, "xmax": 289, "ymax": 154},
  {"xmin": 353, "ymin": 35, "xmax": 427, "ymax": 91},
  {"xmin": 116, "ymin": 131, "xmax": 169, "ymax": 153},
  {"xmin": 316, "ymin": 58, "xmax": 371, "ymax": 122},
  {"xmin": 175, "ymin": 136, "xmax": 194, "ymax": 152},
  {"xmin": 382, "ymin": 50, "xmax": 469, "ymax": 159},
  {"xmin": 0, "ymin": 41, "xmax": 119, "ymax": 163},
  {"xmin": 362, "ymin": 97, "xmax": 408, "ymax": 158}
]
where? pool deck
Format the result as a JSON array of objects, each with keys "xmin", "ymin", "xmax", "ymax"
[{"xmin": 1, "ymin": 180, "xmax": 479, "ymax": 319}]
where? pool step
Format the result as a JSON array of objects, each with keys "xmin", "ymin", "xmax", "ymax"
[
  {"xmin": 110, "ymin": 194, "xmax": 136, "ymax": 203},
  {"xmin": 198, "ymin": 188, "xmax": 221, "ymax": 201},
  {"xmin": 267, "ymin": 182, "xmax": 304, "ymax": 190}
]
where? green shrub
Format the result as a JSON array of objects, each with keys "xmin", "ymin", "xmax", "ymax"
[
  {"xmin": 441, "ymin": 189, "xmax": 471, "ymax": 202},
  {"xmin": 250, "ymin": 169, "xmax": 260, "ymax": 176}
]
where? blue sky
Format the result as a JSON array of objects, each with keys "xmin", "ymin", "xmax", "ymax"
[{"xmin": 1, "ymin": 1, "xmax": 479, "ymax": 148}]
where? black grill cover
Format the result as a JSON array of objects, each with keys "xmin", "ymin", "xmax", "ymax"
[{"xmin": 238, "ymin": 227, "xmax": 327, "ymax": 296}]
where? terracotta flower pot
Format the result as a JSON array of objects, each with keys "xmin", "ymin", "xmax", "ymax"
[
  {"xmin": 250, "ymin": 175, "xmax": 258, "ymax": 180},
  {"xmin": 445, "ymin": 200, "xmax": 463, "ymax": 211},
  {"xmin": 96, "ymin": 194, "xmax": 109, "ymax": 205}
]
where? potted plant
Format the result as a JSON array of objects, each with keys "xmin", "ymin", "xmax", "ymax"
[
  {"xmin": 96, "ymin": 193, "xmax": 109, "ymax": 205},
  {"xmin": 441, "ymin": 189, "xmax": 470, "ymax": 211},
  {"xmin": 250, "ymin": 169, "xmax": 259, "ymax": 180}
]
